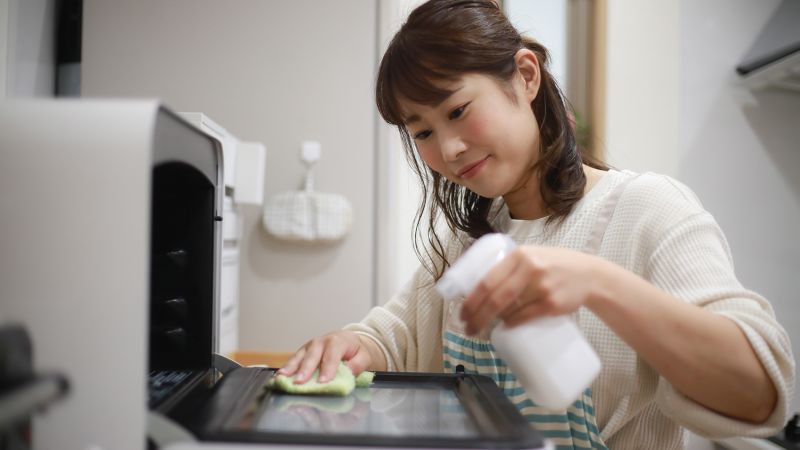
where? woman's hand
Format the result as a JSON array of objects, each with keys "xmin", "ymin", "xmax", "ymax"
[
  {"xmin": 459, "ymin": 245, "xmax": 604, "ymax": 335},
  {"xmin": 277, "ymin": 330, "xmax": 375, "ymax": 384}
]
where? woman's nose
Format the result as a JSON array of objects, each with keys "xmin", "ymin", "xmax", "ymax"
[{"xmin": 439, "ymin": 132, "xmax": 467, "ymax": 162}]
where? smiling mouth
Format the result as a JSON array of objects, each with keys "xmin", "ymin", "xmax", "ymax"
[{"xmin": 458, "ymin": 156, "xmax": 490, "ymax": 178}]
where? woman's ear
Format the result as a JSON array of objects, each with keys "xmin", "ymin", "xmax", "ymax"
[{"xmin": 514, "ymin": 48, "xmax": 541, "ymax": 103}]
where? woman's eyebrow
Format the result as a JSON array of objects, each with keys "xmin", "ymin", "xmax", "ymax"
[
  {"xmin": 401, "ymin": 85, "xmax": 466, "ymax": 125},
  {"xmin": 403, "ymin": 113, "xmax": 421, "ymax": 125}
]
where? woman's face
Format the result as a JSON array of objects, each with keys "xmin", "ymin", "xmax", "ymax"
[{"xmin": 400, "ymin": 73, "xmax": 540, "ymax": 199}]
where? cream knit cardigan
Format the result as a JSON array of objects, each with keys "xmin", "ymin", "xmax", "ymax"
[{"xmin": 345, "ymin": 170, "xmax": 795, "ymax": 449}]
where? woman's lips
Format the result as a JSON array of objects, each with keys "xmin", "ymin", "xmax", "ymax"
[{"xmin": 458, "ymin": 156, "xmax": 490, "ymax": 179}]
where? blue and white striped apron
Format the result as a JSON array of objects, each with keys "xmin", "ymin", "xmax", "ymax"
[{"xmin": 442, "ymin": 308, "xmax": 608, "ymax": 450}]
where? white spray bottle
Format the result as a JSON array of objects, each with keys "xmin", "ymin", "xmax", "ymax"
[{"xmin": 435, "ymin": 233, "xmax": 601, "ymax": 410}]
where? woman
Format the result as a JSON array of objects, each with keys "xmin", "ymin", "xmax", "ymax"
[{"xmin": 278, "ymin": 1, "xmax": 795, "ymax": 448}]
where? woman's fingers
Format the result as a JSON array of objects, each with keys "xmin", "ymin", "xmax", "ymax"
[
  {"xmin": 294, "ymin": 338, "xmax": 326, "ymax": 383},
  {"xmin": 276, "ymin": 332, "xmax": 367, "ymax": 384},
  {"xmin": 455, "ymin": 245, "xmax": 594, "ymax": 335},
  {"xmin": 503, "ymin": 299, "xmax": 551, "ymax": 328},
  {"xmin": 461, "ymin": 254, "xmax": 530, "ymax": 335},
  {"xmin": 498, "ymin": 267, "xmax": 551, "ymax": 322},
  {"xmin": 318, "ymin": 338, "xmax": 348, "ymax": 383},
  {"xmin": 498, "ymin": 293, "xmax": 530, "ymax": 320},
  {"xmin": 460, "ymin": 249, "xmax": 559, "ymax": 335},
  {"xmin": 459, "ymin": 254, "xmax": 516, "ymax": 321},
  {"xmin": 277, "ymin": 347, "xmax": 306, "ymax": 376}
]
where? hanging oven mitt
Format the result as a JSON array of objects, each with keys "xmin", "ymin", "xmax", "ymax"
[
  {"xmin": 268, "ymin": 362, "xmax": 375, "ymax": 396},
  {"xmin": 262, "ymin": 142, "xmax": 353, "ymax": 242}
]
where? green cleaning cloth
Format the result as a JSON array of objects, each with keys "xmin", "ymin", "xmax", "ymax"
[
  {"xmin": 269, "ymin": 362, "xmax": 375, "ymax": 396},
  {"xmin": 355, "ymin": 370, "xmax": 375, "ymax": 387}
]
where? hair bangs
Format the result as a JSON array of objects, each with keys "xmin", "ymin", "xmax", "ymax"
[{"xmin": 376, "ymin": 38, "xmax": 462, "ymax": 126}]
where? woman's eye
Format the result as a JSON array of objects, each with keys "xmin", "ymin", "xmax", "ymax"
[
  {"xmin": 449, "ymin": 103, "xmax": 469, "ymax": 120},
  {"xmin": 414, "ymin": 130, "xmax": 432, "ymax": 140}
]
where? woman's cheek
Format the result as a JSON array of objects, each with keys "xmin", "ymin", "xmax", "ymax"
[
  {"xmin": 416, "ymin": 144, "xmax": 446, "ymax": 175},
  {"xmin": 464, "ymin": 112, "xmax": 490, "ymax": 141}
]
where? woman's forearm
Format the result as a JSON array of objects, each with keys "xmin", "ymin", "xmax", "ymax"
[{"xmin": 586, "ymin": 258, "xmax": 777, "ymax": 423}]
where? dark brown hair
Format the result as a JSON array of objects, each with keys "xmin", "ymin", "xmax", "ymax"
[{"xmin": 376, "ymin": 0, "xmax": 606, "ymax": 279}]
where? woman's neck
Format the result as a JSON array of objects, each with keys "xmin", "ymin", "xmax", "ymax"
[
  {"xmin": 502, "ymin": 164, "xmax": 604, "ymax": 220},
  {"xmin": 502, "ymin": 171, "xmax": 547, "ymax": 220}
]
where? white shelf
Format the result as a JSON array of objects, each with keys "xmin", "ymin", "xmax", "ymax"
[{"xmin": 739, "ymin": 51, "xmax": 800, "ymax": 93}]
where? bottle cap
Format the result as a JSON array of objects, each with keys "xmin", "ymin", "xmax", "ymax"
[{"xmin": 435, "ymin": 233, "xmax": 515, "ymax": 300}]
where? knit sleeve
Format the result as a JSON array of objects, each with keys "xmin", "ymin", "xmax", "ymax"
[
  {"xmin": 645, "ymin": 209, "xmax": 795, "ymax": 439},
  {"xmin": 342, "ymin": 264, "xmax": 444, "ymax": 373}
]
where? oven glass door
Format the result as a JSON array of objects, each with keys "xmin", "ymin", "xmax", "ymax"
[
  {"xmin": 196, "ymin": 369, "xmax": 545, "ymax": 449},
  {"xmin": 255, "ymin": 380, "xmax": 479, "ymax": 438}
]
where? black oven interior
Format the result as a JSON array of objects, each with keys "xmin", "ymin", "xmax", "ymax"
[
  {"xmin": 146, "ymin": 110, "xmax": 222, "ymax": 411},
  {"xmin": 149, "ymin": 161, "xmax": 214, "ymax": 372}
]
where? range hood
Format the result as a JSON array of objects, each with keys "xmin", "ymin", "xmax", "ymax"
[{"xmin": 736, "ymin": 0, "xmax": 800, "ymax": 92}]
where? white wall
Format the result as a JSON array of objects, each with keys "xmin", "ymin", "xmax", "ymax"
[
  {"xmin": 604, "ymin": 0, "xmax": 680, "ymax": 172},
  {"xmin": 375, "ymin": 0, "xmax": 425, "ymax": 305},
  {"xmin": 82, "ymin": 0, "xmax": 378, "ymax": 351},
  {"xmin": 505, "ymin": 0, "xmax": 567, "ymax": 89}
]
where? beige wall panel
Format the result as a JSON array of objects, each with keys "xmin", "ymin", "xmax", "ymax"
[{"xmin": 83, "ymin": 0, "xmax": 377, "ymax": 352}]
